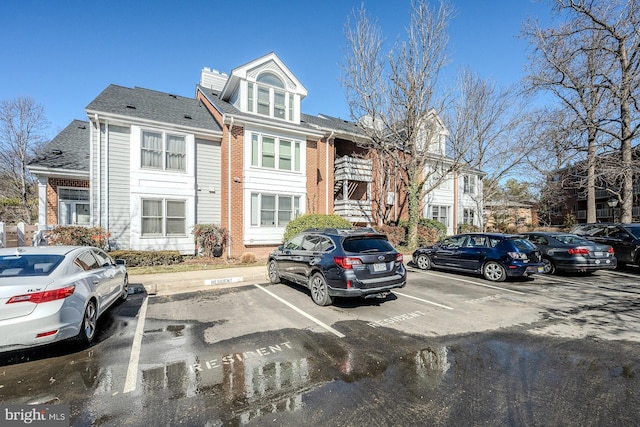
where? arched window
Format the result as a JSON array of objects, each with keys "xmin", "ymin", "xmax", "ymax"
[
  {"xmin": 247, "ymin": 72, "xmax": 293, "ymax": 120},
  {"xmin": 257, "ymin": 73, "xmax": 284, "ymax": 88}
]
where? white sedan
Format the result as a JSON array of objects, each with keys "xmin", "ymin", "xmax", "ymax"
[{"xmin": 0, "ymin": 245, "xmax": 128, "ymax": 351}]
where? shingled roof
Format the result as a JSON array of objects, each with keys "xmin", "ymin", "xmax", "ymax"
[
  {"xmin": 86, "ymin": 84, "xmax": 222, "ymax": 133},
  {"xmin": 28, "ymin": 119, "xmax": 90, "ymax": 172}
]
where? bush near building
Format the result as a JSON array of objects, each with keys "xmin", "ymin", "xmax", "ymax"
[
  {"xmin": 45, "ymin": 226, "xmax": 111, "ymax": 249},
  {"xmin": 283, "ymin": 214, "xmax": 352, "ymax": 242}
]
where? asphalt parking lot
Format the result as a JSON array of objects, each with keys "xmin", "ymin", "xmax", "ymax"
[{"xmin": 1, "ymin": 265, "xmax": 639, "ymax": 426}]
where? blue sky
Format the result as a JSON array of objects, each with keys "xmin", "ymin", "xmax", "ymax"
[{"xmin": 1, "ymin": 0, "xmax": 552, "ymax": 137}]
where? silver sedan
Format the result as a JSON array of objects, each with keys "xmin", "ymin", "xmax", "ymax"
[{"xmin": 0, "ymin": 245, "xmax": 128, "ymax": 351}]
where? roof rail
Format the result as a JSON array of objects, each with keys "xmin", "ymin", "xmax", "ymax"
[{"xmin": 303, "ymin": 227, "xmax": 378, "ymax": 235}]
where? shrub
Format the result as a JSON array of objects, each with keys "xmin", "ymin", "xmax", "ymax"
[
  {"xmin": 239, "ymin": 252, "xmax": 257, "ymax": 264},
  {"xmin": 417, "ymin": 226, "xmax": 439, "ymax": 247},
  {"xmin": 457, "ymin": 223, "xmax": 480, "ymax": 233},
  {"xmin": 192, "ymin": 224, "xmax": 228, "ymax": 257},
  {"xmin": 45, "ymin": 226, "xmax": 111, "ymax": 249},
  {"xmin": 374, "ymin": 224, "xmax": 406, "ymax": 247},
  {"xmin": 283, "ymin": 214, "xmax": 352, "ymax": 242},
  {"xmin": 109, "ymin": 250, "xmax": 183, "ymax": 267}
]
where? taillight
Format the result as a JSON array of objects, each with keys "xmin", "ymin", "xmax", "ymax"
[
  {"xmin": 7, "ymin": 285, "xmax": 75, "ymax": 304},
  {"xmin": 568, "ymin": 248, "xmax": 590, "ymax": 255},
  {"xmin": 334, "ymin": 257, "xmax": 363, "ymax": 269},
  {"xmin": 608, "ymin": 247, "xmax": 615, "ymax": 254},
  {"xmin": 395, "ymin": 254, "xmax": 404, "ymax": 263},
  {"xmin": 508, "ymin": 252, "xmax": 528, "ymax": 260}
]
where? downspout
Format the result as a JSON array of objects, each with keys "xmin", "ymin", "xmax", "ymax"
[
  {"xmin": 227, "ymin": 117, "xmax": 234, "ymax": 258},
  {"xmin": 105, "ymin": 121, "xmax": 110, "ymax": 249},
  {"xmin": 94, "ymin": 114, "xmax": 100, "ymax": 229},
  {"xmin": 326, "ymin": 132, "xmax": 334, "ymax": 214}
]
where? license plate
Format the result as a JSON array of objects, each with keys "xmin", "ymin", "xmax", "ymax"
[
  {"xmin": 538, "ymin": 266, "xmax": 544, "ymax": 273},
  {"xmin": 594, "ymin": 251, "xmax": 603, "ymax": 257},
  {"xmin": 373, "ymin": 262, "xmax": 386, "ymax": 272}
]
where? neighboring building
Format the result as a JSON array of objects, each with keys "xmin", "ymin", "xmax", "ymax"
[
  {"xmin": 28, "ymin": 52, "xmax": 484, "ymax": 256},
  {"xmin": 544, "ymin": 146, "xmax": 640, "ymax": 226},
  {"xmin": 484, "ymin": 201, "xmax": 537, "ymax": 231}
]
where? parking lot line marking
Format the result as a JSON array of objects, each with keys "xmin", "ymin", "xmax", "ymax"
[
  {"xmin": 255, "ymin": 284, "xmax": 346, "ymax": 338},
  {"xmin": 123, "ymin": 296, "xmax": 149, "ymax": 393},
  {"xmin": 394, "ymin": 291, "xmax": 453, "ymax": 310},
  {"xmin": 413, "ymin": 270, "xmax": 526, "ymax": 295}
]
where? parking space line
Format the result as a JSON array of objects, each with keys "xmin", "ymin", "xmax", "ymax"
[
  {"xmin": 123, "ymin": 296, "xmax": 149, "ymax": 393},
  {"xmin": 394, "ymin": 291, "xmax": 453, "ymax": 310},
  {"xmin": 254, "ymin": 284, "xmax": 346, "ymax": 338},
  {"xmin": 411, "ymin": 270, "xmax": 526, "ymax": 295}
]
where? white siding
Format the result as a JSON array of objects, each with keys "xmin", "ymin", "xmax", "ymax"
[
  {"xmin": 195, "ymin": 138, "xmax": 222, "ymax": 224},
  {"xmin": 107, "ymin": 125, "xmax": 131, "ymax": 249}
]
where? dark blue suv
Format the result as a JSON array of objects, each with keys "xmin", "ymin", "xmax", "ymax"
[
  {"xmin": 412, "ymin": 233, "xmax": 544, "ymax": 282},
  {"xmin": 268, "ymin": 228, "xmax": 406, "ymax": 306}
]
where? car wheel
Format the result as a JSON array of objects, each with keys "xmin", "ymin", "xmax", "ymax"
[
  {"xmin": 310, "ymin": 273, "xmax": 333, "ymax": 306},
  {"xmin": 483, "ymin": 261, "xmax": 506, "ymax": 282},
  {"xmin": 268, "ymin": 260, "xmax": 281, "ymax": 284},
  {"xmin": 416, "ymin": 254, "xmax": 432, "ymax": 270},
  {"xmin": 120, "ymin": 274, "xmax": 129, "ymax": 301},
  {"xmin": 542, "ymin": 258, "xmax": 556, "ymax": 275},
  {"xmin": 78, "ymin": 300, "xmax": 97, "ymax": 345}
]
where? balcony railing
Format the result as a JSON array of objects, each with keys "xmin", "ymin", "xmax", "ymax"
[
  {"xmin": 334, "ymin": 200, "xmax": 372, "ymax": 224},
  {"xmin": 334, "ymin": 156, "xmax": 373, "ymax": 182}
]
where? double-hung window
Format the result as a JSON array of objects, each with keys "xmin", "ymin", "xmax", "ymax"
[
  {"xmin": 142, "ymin": 199, "xmax": 186, "ymax": 236},
  {"xmin": 58, "ymin": 187, "xmax": 90, "ymax": 226},
  {"xmin": 431, "ymin": 205, "xmax": 450, "ymax": 227},
  {"xmin": 251, "ymin": 193, "xmax": 300, "ymax": 227},
  {"xmin": 141, "ymin": 131, "xmax": 186, "ymax": 172},
  {"xmin": 463, "ymin": 208, "xmax": 476, "ymax": 224},
  {"xmin": 463, "ymin": 175, "xmax": 476, "ymax": 195},
  {"xmin": 251, "ymin": 133, "xmax": 301, "ymax": 171},
  {"xmin": 246, "ymin": 73, "xmax": 296, "ymax": 121}
]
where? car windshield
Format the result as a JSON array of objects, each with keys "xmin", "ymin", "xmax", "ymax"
[
  {"xmin": 342, "ymin": 237, "xmax": 394, "ymax": 253},
  {"xmin": 552, "ymin": 234, "xmax": 592, "ymax": 245},
  {"xmin": 0, "ymin": 254, "xmax": 64, "ymax": 278}
]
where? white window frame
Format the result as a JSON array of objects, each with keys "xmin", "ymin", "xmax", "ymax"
[
  {"xmin": 246, "ymin": 73, "xmax": 295, "ymax": 121},
  {"xmin": 141, "ymin": 130, "xmax": 186, "ymax": 172},
  {"xmin": 250, "ymin": 193, "xmax": 301, "ymax": 227},
  {"xmin": 58, "ymin": 187, "xmax": 90, "ymax": 226},
  {"xmin": 463, "ymin": 175, "xmax": 476, "ymax": 195},
  {"xmin": 141, "ymin": 198, "xmax": 186, "ymax": 237},
  {"xmin": 463, "ymin": 208, "xmax": 476, "ymax": 224},
  {"xmin": 251, "ymin": 133, "xmax": 301, "ymax": 172},
  {"xmin": 430, "ymin": 205, "xmax": 450, "ymax": 227}
]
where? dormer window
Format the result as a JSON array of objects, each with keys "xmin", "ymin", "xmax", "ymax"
[{"xmin": 247, "ymin": 72, "xmax": 296, "ymax": 121}]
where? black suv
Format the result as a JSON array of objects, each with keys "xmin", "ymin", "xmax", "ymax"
[
  {"xmin": 267, "ymin": 228, "xmax": 406, "ymax": 306},
  {"xmin": 571, "ymin": 223, "xmax": 640, "ymax": 268}
]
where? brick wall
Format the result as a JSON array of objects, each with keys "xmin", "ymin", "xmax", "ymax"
[{"xmin": 46, "ymin": 178, "xmax": 90, "ymax": 225}]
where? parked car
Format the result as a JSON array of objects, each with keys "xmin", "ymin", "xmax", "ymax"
[
  {"xmin": 267, "ymin": 228, "xmax": 406, "ymax": 306},
  {"xmin": 412, "ymin": 233, "xmax": 544, "ymax": 282},
  {"xmin": 0, "ymin": 246, "xmax": 128, "ymax": 351},
  {"xmin": 520, "ymin": 231, "xmax": 616, "ymax": 274},
  {"xmin": 571, "ymin": 223, "xmax": 640, "ymax": 268}
]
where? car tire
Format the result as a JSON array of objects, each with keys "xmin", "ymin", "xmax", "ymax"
[
  {"xmin": 310, "ymin": 273, "xmax": 333, "ymax": 306},
  {"xmin": 78, "ymin": 299, "xmax": 97, "ymax": 345},
  {"xmin": 542, "ymin": 258, "xmax": 556, "ymax": 275},
  {"xmin": 268, "ymin": 260, "xmax": 281, "ymax": 284},
  {"xmin": 483, "ymin": 261, "xmax": 506, "ymax": 282},
  {"xmin": 416, "ymin": 254, "xmax": 432, "ymax": 270},
  {"xmin": 120, "ymin": 274, "xmax": 129, "ymax": 301}
]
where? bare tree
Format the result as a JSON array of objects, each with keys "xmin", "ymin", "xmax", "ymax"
[
  {"xmin": 341, "ymin": 0, "xmax": 466, "ymax": 249},
  {"xmin": 526, "ymin": 0, "xmax": 640, "ymax": 223},
  {"xmin": 445, "ymin": 69, "xmax": 533, "ymax": 231},
  {"xmin": 0, "ymin": 97, "xmax": 49, "ymax": 223}
]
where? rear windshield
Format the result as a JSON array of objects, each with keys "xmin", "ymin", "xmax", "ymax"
[
  {"xmin": 552, "ymin": 234, "xmax": 592, "ymax": 245},
  {"xmin": 507, "ymin": 238, "xmax": 536, "ymax": 251},
  {"xmin": 342, "ymin": 237, "xmax": 395, "ymax": 253},
  {"xmin": 0, "ymin": 254, "xmax": 64, "ymax": 278}
]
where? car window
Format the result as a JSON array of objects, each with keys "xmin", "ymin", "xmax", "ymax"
[
  {"xmin": 488, "ymin": 237, "xmax": 502, "ymax": 248},
  {"xmin": 553, "ymin": 234, "xmax": 590, "ymax": 245},
  {"xmin": 466, "ymin": 236, "xmax": 488, "ymax": 247},
  {"xmin": 587, "ymin": 226, "xmax": 606, "ymax": 237},
  {"xmin": 284, "ymin": 235, "xmax": 305, "ymax": 250},
  {"xmin": 92, "ymin": 248, "xmax": 114, "ymax": 267},
  {"xmin": 509, "ymin": 238, "xmax": 536, "ymax": 251},
  {"xmin": 301, "ymin": 235, "xmax": 322, "ymax": 251},
  {"xmin": 442, "ymin": 235, "xmax": 467, "ymax": 248},
  {"xmin": 527, "ymin": 235, "xmax": 548, "ymax": 245},
  {"xmin": 0, "ymin": 254, "xmax": 64, "ymax": 277},
  {"xmin": 627, "ymin": 226, "xmax": 640, "ymax": 239},
  {"xmin": 607, "ymin": 226, "xmax": 628, "ymax": 239},
  {"xmin": 317, "ymin": 237, "xmax": 335, "ymax": 252},
  {"xmin": 75, "ymin": 251, "xmax": 100, "ymax": 271},
  {"xmin": 343, "ymin": 237, "xmax": 394, "ymax": 253}
]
